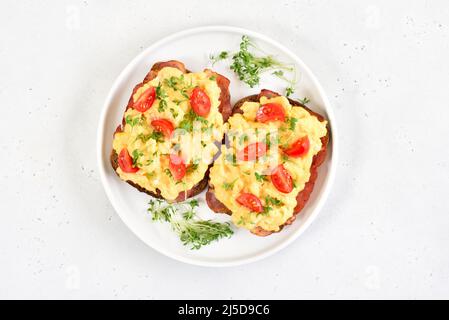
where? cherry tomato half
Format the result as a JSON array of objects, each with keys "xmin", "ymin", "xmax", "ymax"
[
  {"xmin": 169, "ymin": 154, "xmax": 186, "ymax": 181},
  {"xmin": 271, "ymin": 164, "xmax": 294, "ymax": 194},
  {"xmin": 190, "ymin": 87, "xmax": 211, "ymax": 117},
  {"xmin": 118, "ymin": 148, "xmax": 139, "ymax": 173},
  {"xmin": 133, "ymin": 86, "xmax": 156, "ymax": 113},
  {"xmin": 283, "ymin": 136, "xmax": 310, "ymax": 158},
  {"xmin": 255, "ymin": 103, "xmax": 286, "ymax": 123},
  {"xmin": 237, "ymin": 143, "xmax": 267, "ymax": 162},
  {"xmin": 236, "ymin": 193, "xmax": 264, "ymax": 213},
  {"xmin": 151, "ymin": 119, "xmax": 174, "ymax": 138}
]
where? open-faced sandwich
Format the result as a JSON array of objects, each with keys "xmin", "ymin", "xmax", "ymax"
[
  {"xmin": 111, "ymin": 60, "xmax": 232, "ymax": 202},
  {"xmin": 206, "ymin": 89, "xmax": 329, "ymax": 236}
]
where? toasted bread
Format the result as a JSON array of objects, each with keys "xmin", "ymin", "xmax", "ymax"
[
  {"xmin": 206, "ymin": 89, "xmax": 330, "ymax": 236},
  {"xmin": 111, "ymin": 60, "xmax": 232, "ymax": 202}
]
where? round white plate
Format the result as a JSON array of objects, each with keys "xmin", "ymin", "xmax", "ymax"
[{"xmin": 97, "ymin": 26, "xmax": 337, "ymax": 267}]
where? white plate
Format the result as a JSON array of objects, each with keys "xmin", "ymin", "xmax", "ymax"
[{"xmin": 97, "ymin": 26, "xmax": 338, "ymax": 267}]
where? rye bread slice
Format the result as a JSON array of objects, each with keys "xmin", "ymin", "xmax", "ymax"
[
  {"xmin": 206, "ymin": 89, "xmax": 330, "ymax": 236},
  {"xmin": 110, "ymin": 60, "xmax": 232, "ymax": 203}
]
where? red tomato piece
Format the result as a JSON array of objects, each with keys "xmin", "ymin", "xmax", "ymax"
[
  {"xmin": 255, "ymin": 103, "xmax": 286, "ymax": 123},
  {"xmin": 237, "ymin": 143, "xmax": 267, "ymax": 161},
  {"xmin": 151, "ymin": 119, "xmax": 174, "ymax": 138},
  {"xmin": 283, "ymin": 136, "xmax": 310, "ymax": 158},
  {"xmin": 270, "ymin": 164, "xmax": 293, "ymax": 194},
  {"xmin": 133, "ymin": 86, "xmax": 156, "ymax": 112},
  {"xmin": 118, "ymin": 148, "xmax": 139, "ymax": 173},
  {"xmin": 190, "ymin": 87, "xmax": 211, "ymax": 117},
  {"xmin": 169, "ymin": 154, "xmax": 186, "ymax": 181},
  {"xmin": 236, "ymin": 193, "xmax": 264, "ymax": 213}
]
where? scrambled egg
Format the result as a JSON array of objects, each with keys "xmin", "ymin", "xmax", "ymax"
[
  {"xmin": 112, "ymin": 67, "xmax": 224, "ymax": 200},
  {"xmin": 209, "ymin": 95, "xmax": 328, "ymax": 232}
]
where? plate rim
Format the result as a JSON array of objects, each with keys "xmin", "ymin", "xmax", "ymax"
[{"xmin": 97, "ymin": 25, "xmax": 339, "ymax": 267}]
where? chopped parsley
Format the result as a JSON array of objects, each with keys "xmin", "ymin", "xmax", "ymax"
[
  {"xmin": 164, "ymin": 75, "xmax": 184, "ymax": 91},
  {"xmin": 169, "ymin": 107, "xmax": 179, "ymax": 118},
  {"xmin": 222, "ymin": 179, "xmax": 238, "ymax": 191},
  {"xmin": 172, "ymin": 99, "xmax": 186, "ymax": 106},
  {"xmin": 155, "ymin": 83, "xmax": 168, "ymax": 100},
  {"xmin": 262, "ymin": 206, "xmax": 273, "ymax": 215},
  {"xmin": 164, "ymin": 168, "xmax": 173, "ymax": 178},
  {"xmin": 178, "ymin": 110, "xmax": 208, "ymax": 133},
  {"xmin": 149, "ymin": 131, "xmax": 164, "ymax": 143},
  {"xmin": 131, "ymin": 149, "xmax": 144, "ymax": 166},
  {"xmin": 155, "ymin": 84, "xmax": 168, "ymax": 112},
  {"xmin": 237, "ymin": 215, "xmax": 247, "ymax": 225},
  {"xmin": 158, "ymin": 99, "xmax": 167, "ymax": 112},
  {"xmin": 135, "ymin": 133, "xmax": 151, "ymax": 143},
  {"xmin": 287, "ymin": 117, "xmax": 299, "ymax": 131},
  {"xmin": 261, "ymin": 196, "xmax": 283, "ymax": 215},
  {"xmin": 265, "ymin": 195, "xmax": 284, "ymax": 207},
  {"xmin": 282, "ymin": 153, "xmax": 293, "ymax": 163},
  {"xmin": 186, "ymin": 163, "xmax": 199, "ymax": 174},
  {"xmin": 125, "ymin": 114, "xmax": 143, "ymax": 127},
  {"xmin": 255, "ymin": 172, "xmax": 268, "ymax": 182},
  {"xmin": 264, "ymin": 132, "xmax": 280, "ymax": 149}
]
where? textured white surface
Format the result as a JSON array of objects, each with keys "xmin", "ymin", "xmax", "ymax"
[{"xmin": 1, "ymin": 0, "xmax": 448, "ymax": 299}]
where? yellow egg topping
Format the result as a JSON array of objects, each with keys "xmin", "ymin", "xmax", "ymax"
[
  {"xmin": 112, "ymin": 67, "xmax": 224, "ymax": 201},
  {"xmin": 209, "ymin": 95, "xmax": 328, "ymax": 232}
]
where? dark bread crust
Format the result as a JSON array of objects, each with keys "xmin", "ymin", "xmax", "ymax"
[
  {"xmin": 111, "ymin": 60, "xmax": 231, "ymax": 203},
  {"xmin": 206, "ymin": 89, "xmax": 330, "ymax": 236},
  {"xmin": 111, "ymin": 150, "xmax": 210, "ymax": 202}
]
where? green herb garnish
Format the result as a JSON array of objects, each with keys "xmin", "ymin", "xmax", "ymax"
[
  {"xmin": 262, "ymin": 206, "xmax": 273, "ymax": 215},
  {"xmin": 158, "ymin": 99, "xmax": 167, "ymax": 112},
  {"xmin": 149, "ymin": 131, "xmax": 164, "ymax": 143},
  {"xmin": 182, "ymin": 199, "xmax": 198, "ymax": 220},
  {"xmin": 272, "ymin": 70, "xmax": 297, "ymax": 97},
  {"xmin": 125, "ymin": 114, "xmax": 143, "ymax": 127},
  {"xmin": 264, "ymin": 132, "xmax": 280, "ymax": 149},
  {"xmin": 135, "ymin": 133, "xmax": 151, "ymax": 143},
  {"xmin": 265, "ymin": 195, "xmax": 284, "ymax": 207},
  {"xmin": 255, "ymin": 172, "xmax": 268, "ymax": 182},
  {"xmin": 287, "ymin": 117, "xmax": 298, "ymax": 131},
  {"xmin": 164, "ymin": 168, "xmax": 173, "ymax": 178},
  {"xmin": 131, "ymin": 149, "xmax": 144, "ymax": 166},
  {"xmin": 178, "ymin": 110, "xmax": 208, "ymax": 133},
  {"xmin": 211, "ymin": 36, "xmax": 296, "ymax": 96},
  {"xmin": 155, "ymin": 84, "xmax": 168, "ymax": 112},
  {"xmin": 298, "ymin": 97, "xmax": 311, "ymax": 105},
  {"xmin": 186, "ymin": 163, "xmax": 199, "ymax": 174},
  {"xmin": 148, "ymin": 199, "xmax": 233, "ymax": 250},
  {"xmin": 156, "ymin": 84, "xmax": 167, "ymax": 99},
  {"xmin": 164, "ymin": 75, "xmax": 184, "ymax": 91},
  {"xmin": 210, "ymin": 51, "xmax": 229, "ymax": 64},
  {"xmin": 222, "ymin": 178, "xmax": 238, "ymax": 191}
]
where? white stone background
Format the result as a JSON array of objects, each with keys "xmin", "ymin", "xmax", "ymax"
[{"xmin": 1, "ymin": 0, "xmax": 448, "ymax": 299}]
